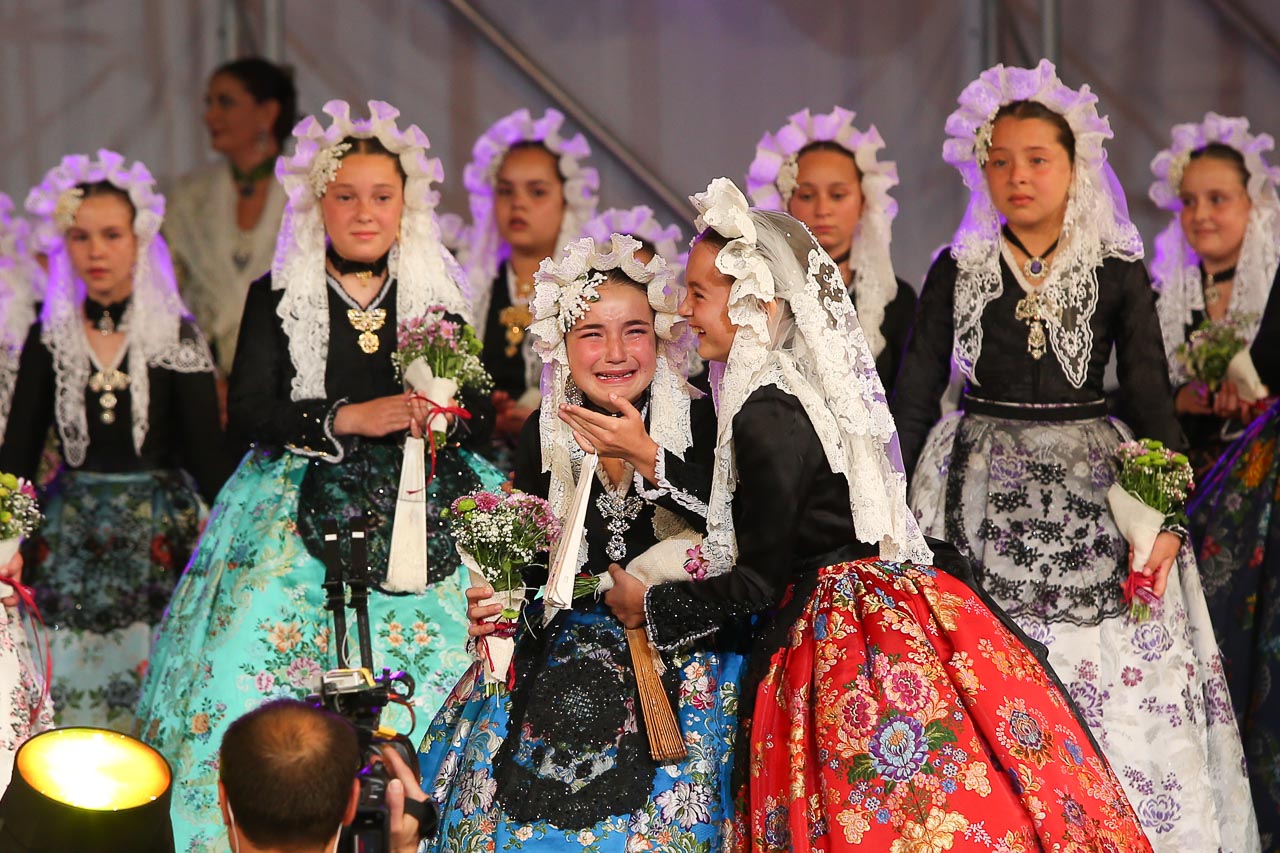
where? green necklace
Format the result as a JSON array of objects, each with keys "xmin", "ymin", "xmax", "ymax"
[{"xmin": 230, "ymin": 156, "xmax": 277, "ymax": 198}]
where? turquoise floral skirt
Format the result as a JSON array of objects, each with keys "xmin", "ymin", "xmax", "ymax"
[
  {"xmin": 137, "ymin": 444, "xmax": 503, "ymax": 852},
  {"xmin": 419, "ymin": 603, "xmax": 745, "ymax": 852}
]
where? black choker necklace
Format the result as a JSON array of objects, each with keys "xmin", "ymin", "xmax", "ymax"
[
  {"xmin": 230, "ymin": 156, "xmax": 277, "ymax": 198},
  {"xmin": 1202, "ymin": 264, "xmax": 1237, "ymax": 306},
  {"xmin": 326, "ymin": 245, "xmax": 390, "ymax": 281},
  {"xmin": 1002, "ymin": 225, "xmax": 1060, "ymax": 280},
  {"xmin": 84, "ymin": 295, "xmax": 131, "ymax": 335},
  {"xmin": 830, "ymin": 248, "xmax": 852, "ymax": 267}
]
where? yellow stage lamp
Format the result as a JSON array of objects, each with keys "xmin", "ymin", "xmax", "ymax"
[{"xmin": 0, "ymin": 727, "xmax": 175, "ymax": 852}]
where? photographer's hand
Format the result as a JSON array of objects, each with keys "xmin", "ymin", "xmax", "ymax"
[{"xmin": 381, "ymin": 745, "xmax": 430, "ymax": 853}]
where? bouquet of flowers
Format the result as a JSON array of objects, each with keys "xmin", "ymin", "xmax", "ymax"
[
  {"xmin": 0, "ymin": 472, "xmax": 41, "ymax": 564},
  {"xmin": 573, "ymin": 537, "xmax": 707, "ymax": 599},
  {"xmin": 1176, "ymin": 317, "xmax": 1270, "ymax": 402},
  {"xmin": 1106, "ymin": 440, "xmax": 1194, "ymax": 621},
  {"xmin": 447, "ymin": 491, "xmax": 561, "ymax": 694},
  {"xmin": 384, "ymin": 308, "xmax": 493, "ymax": 594},
  {"xmin": 392, "ymin": 307, "xmax": 492, "ymax": 439}
]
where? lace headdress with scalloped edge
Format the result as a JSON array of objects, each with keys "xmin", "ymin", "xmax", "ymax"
[
  {"xmin": 25, "ymin": 150, "xmax": 212, "ymax": 467},
  {"xmin": 271, "ymin": 100, "xmax": 471, "ymax": 402},
  {"xmin": 746, "ymin": 107, "xmax": 901, "ymax": 357},
  {"xmin": 693, "ymin": 177, "xmax": 933, "ymax": 575},
  {"xmin": 942, "ymin": 59, "xmax": 1143, "ymax": 389},
  {"xmin": 1148, "ymin": 112, "xmax": 1280, "ymax": 383}
]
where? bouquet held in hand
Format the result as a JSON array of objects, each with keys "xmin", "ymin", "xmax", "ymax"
[
  {"xmin": 1106, "ymin": 440, "xmax": 1193, "ymax": 621},
  {"xmin": 1176, "ymin": 317, "xmax": 1270, "ymax": 402},
  {"xmin": 0, "ymin": 472, "xmax": 41, "ymax": 563},
  {"xmin": 447, "ymin": 491, "xmax": 561, "ymax": 694},
  {"xmin": 392, "ymin": 307, "xmax": 492, "ymax": 439}
]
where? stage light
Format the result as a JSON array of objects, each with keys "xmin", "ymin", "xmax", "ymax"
[{"xmin": 0, "ymin": 726, "xmax": 175, "ymax": 852}]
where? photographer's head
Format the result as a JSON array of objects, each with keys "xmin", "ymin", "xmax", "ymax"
[{"xmin": 218, "ymin": 699, "xmax": 361, "ymax": 853}]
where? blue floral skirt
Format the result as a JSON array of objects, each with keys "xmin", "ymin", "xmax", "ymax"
[
  {"xmin": 26, "ymin": 467, "xmax": 203, "ymax": 732},
  {"xmin": 419, "ymin": 604, "xmax": 745, "ymax": 852},
  {"xmin": 1191, "ymin": 401, "xmax": 1280, "ymax": 849},
  {"xmin": 136, "ymin": 444, "xmax": 504, "ymax": 853}
]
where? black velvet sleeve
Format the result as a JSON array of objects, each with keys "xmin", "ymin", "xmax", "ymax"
[
  {"xmin": 874, "ymin": 277, "xmax": 919, "ymax": 399},
  {"xmin": 890, "ymin": 253, "xmax": 957, "ymax": 475},
  {"xmin": 511, "ymin": 410, "xmax": 551, "ymax": 589},
  {"xmin": 1250, "ymin": 268, "xmax": 1280, "ymax": 390},
  {"xmin": 171, "ymin": 321, "xmax": 237, "ymax": 502},
  {"xmin": 226, "ymin": 277, "xmax": 347, "ymax": 460},
  {"xmin": 0, "ymin": 325, "xmax": 55, "ymax": 481},
  {"xmin": 1111, "ymin": 261, "xmax": 1188, "ymax": 451},
  {"xmin": 634, "ymin": 394, "xmax": 716, "ymax": 528},
  {"xmin": 644, "ymin": 390, "xmax": 818, "ymax": 651}
]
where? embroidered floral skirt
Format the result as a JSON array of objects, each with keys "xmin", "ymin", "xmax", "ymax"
[
  {"xmin": 910, "ymin": 412, "xmax": 1259, "ymax": 852},
  {"xmin": 136, "ymin": 445, "xmax": 504, "ymax": 853},
  {"xmin": 419, "ymin": 603, "xmax": 745, "ymax": 852},
  {"xmin": 0, "ymin": 599, "xmax": 54, "ymax": 790},
  {"xmin": 24, "ymin": 468, "xmax": 203, "ymax": 732},
  {"xmin": 1190, "ymin": 401, "xmax": 1280, "ymax": 849}
]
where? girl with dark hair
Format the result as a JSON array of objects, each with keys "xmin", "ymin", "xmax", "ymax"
[
  {"xmin": 2, "ymin": 152, "xmax": 230, "ymax": 732},
  {"xmin": 136, "ymin": 101, "xmax": 504, "ymax": 851},
  {"xmin": 746, "ymin": 108, "xmax": 917, "ymax": 395},
  {"xmin": 891, "ymin": 62, "xmax": 1257, "ymax": 850},
  {"xmin": 166, "ymin": 57, "xmax": 298, "ymax": 381}
]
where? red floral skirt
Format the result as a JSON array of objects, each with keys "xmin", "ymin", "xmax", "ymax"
[{"xmin": 740, "ymin": 558, "xmax": 1153, "ymax": 852}]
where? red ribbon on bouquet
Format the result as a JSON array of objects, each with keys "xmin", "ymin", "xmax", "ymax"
[
  {"xmin": 1120, "ymin": 570, "xmax": 1160, "ymax": 622},
  {"xmin": 478, "ymin": 618, "xmax": 519, "ymax": 690},
  {"xmin": 4, "ymin": 580, "xmax": 52, "ymax": 730},
  {"xmin": 408, "ymin": 393, "xmax": 471, "ymax": 490}
]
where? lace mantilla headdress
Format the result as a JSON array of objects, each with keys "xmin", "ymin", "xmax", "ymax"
[
  {"xmin": 460, "ymin": 108, "xmax": 600, "ymax": 330},
  {"xmin": 1148, "ymin": 112, "xmax": 1280, "ymax": 382},
  {"xmin": 25, "ymin": 150, "xmax": 212, "ymax": 467},
  {"xmin": 943, "ymin": 59, "xmax": 1143, "ymax": 388},
  {"xmin": 527, "ymin": 234, "xmax": 694, "ymax": 551},
  {"xmin": 272, "ymin": 100, "xmax": 471, "ymax": 401},
  {"xmin": 746, "ymin": 107, "xmax": 901, "ymax": 357},
  {"xmin": 0, "ymin": 193, "xmax": 46, "ymax": 436},
  {"xmin": 693, "ymin": 178, "xmax": 933, "ymax": 573}
]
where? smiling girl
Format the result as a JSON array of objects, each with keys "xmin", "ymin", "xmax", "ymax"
[{"xmin": 891, "ymin": 62, "xmax": 1257, "ymax": 851}]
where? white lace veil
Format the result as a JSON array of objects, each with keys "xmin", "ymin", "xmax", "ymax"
[
  {"xmin": 25, "ymin": 150, "xmax": 212, "ymax": 467},
  {"xmin": 942, "ymin": 59, "xmax": 1143, "ymax": 388},
  {"xmin": 460, "ymin": 108, "xmax": 600, "ymax": 333},
  {"xmin": 694, "ymin": 178, "xmax": 933, "ymax": 574},
  {"xmin": 1148, "ymin": 112, "xmax": 1280, "ymax": 383},
  {"xmin": 0, "ymin": 193, "xmax": 44, "ymax": 436},
  {"xmin": 271, "ymin": 100, "xmax": 471, "ymax": 402},
  {"xmin": 746, "ymin": 107, "xmax": 901, "ymax": 357},
  {"xmin": 527, "ymin": 234, "xmax": 694, "ymax": 537}
]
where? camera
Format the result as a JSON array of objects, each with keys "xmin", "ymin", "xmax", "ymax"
[{"xmin": 313, "ymin": 518, "xmax": 439, "ymax": 853}]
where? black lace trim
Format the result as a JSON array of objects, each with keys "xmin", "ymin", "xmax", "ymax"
[{"xmin": 494, "ymin": 608, "xmax": 669, "ymax": 828}]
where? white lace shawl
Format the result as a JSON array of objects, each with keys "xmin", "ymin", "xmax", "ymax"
[
  {"xmin": 271, "ymin": 100, "xmax": 471, "ymax": 402},
  {"xmin": 694, "ymin": 179, "xmax": 933, "ymax": 576},
  {"xmin": 528, "ymin": 235, "xmax": 694, "ymax": 555},
  {"xmin": 1148, "ymin": 112, "xmax": 1280, "ymax": 383},
  {"xmin": 26, "ymin": 151, "xmax": 213, "ymax": 467},
  {"xmin": 460, "ymin": 108, "xmax": 600, "ymax": 335},
  {"xmin": 0, "ymin": 194, "xmax": 41, "ymax": 435},
  {"xmin": 746, "ymin": 107, "xmax": 901, "ymax": 357},
  {"xmin": 942, "ymin": 60, "xmax": 1143, "ymax": 388}
]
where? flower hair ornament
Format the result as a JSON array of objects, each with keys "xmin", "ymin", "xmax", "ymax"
[
  {"xmin": 691, "ymin": 178, "xmax": 932, "ymax": 575},
  {"xmin": 1148, "ymin": 112, "xmax": 1280, "ymax": 382},
  {"xmin": 0, "ymin": 193, "xmax": 46, "ymax": 436},
  {"xmin": 271, "ymin": 100, "xmax": 471, "ymax": 403},
  {"xmin": 526, "ymin": 234, "xmax": 696, "ymax": 567},
  {"xmin": 25, "ymin": 150, "xmax": 212, "ymax": 467},
  {"xmin": 460, "ymin": 108, "xmax": 601, "ymax": 334},
  {"xmin": 745, "ymin": 107, "xmax": 901, "ymax": 357},
  {"xmin": 942, "ymin": 59, "xmax": 1143, "ymax": 389}
]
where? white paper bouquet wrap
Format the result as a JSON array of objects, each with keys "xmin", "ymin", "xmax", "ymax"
[
  {"xmin": 403, "ymin": 358, "xmax": 460, "ymax": 436},
  {"xmin": 460, "ymin": 547, "xmax": 526, "ymax": 694},
  {"xmin": 590, "ymin": 535, "xmax": 705, "ymax": 593},
  {"xmin": 1226, "ymin": 349, "xmax": 1271, "ymax": 403},
  {"xmin": 1106, "ymin": 484, "xmax": 1165, "ymax": 576}
]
